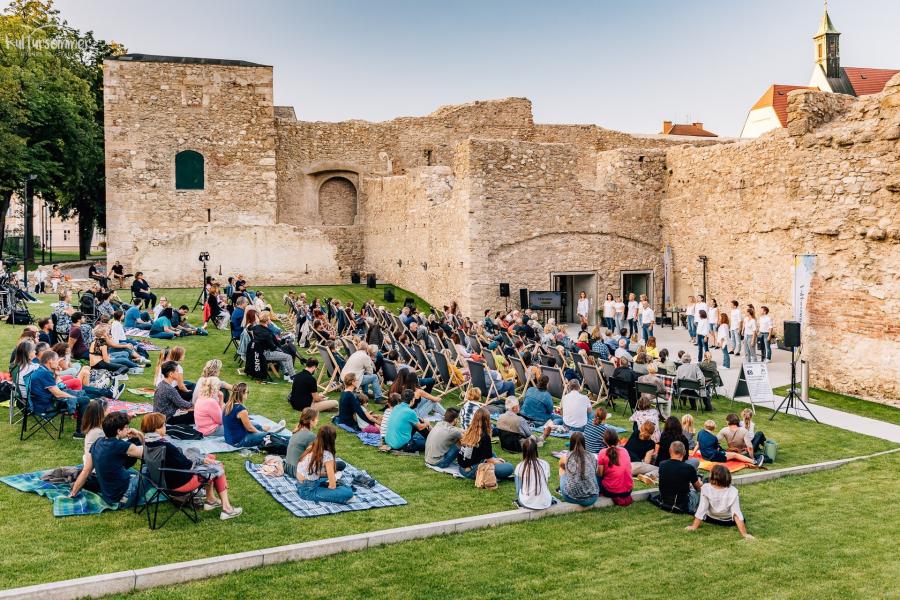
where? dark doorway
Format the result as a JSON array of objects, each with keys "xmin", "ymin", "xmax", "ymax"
[{"xmin": 621, "ymin": 271, "xmax": 652, "ymax": 306}]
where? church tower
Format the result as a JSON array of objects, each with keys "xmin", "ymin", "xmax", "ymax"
[{"xmin": 813, "ymin": 4, "xmax": 840, "ymax": 79}]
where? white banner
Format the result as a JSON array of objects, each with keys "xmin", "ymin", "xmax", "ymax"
[
  {"xmin": 663, "ymin": 245, "xmax": 672, "ymax": 308},
  {"xmin": 792, "ymin": 254, "xmax": 816, "ymax": 324}
]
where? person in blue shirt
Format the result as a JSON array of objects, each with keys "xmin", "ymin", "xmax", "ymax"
[
  {"xmin": 385, "ymin": 389, "xmax": 430, "ymax": 452},
  {"xmin": 222, "ymin": 382, "xmax": 285, "ymax": 448},
  {"xmin": 69, "ymin": 411, "xmax": 145, "ymax": 506},
  {"xmin": 230, "ymin": 297, "xmax": 248, "ymax": 338},
  {"xmin": 520, "ymin": 375, "xmax": 564, "ymax": 426},
  {"xmin": 28, "ymin": 350, "xmax": 91, "ymax": 438},
  {"xmin": 336, "ymin": 373, "xmax": 379, "ymax": 432},
  {"xmin": 697, "ymin": 419, "xmax": 759, "ymax": 466},
  {"xmin": 124, "ymin": 301, "xmax": 152, "ymax": 330},
  {"xmin": 149, "ymin": 307, "xmax": 182, "ymax": 339}
]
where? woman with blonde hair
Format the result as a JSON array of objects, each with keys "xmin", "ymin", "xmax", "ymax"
[
  {"xmin": 456, "ymin": 407, "xmax": 513, "ymax": 481},
  {"xmin": 194, "ymin": 376, "xmax": 225, "ymax": 436},
  {"xmin": 192, "ymin": 358, "xmax": 233, "ymax": 402}
]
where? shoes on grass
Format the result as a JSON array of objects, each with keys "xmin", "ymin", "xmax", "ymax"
[{"xmin": 220, "ymin": 507, "xmax": 243, "ymax": 520}]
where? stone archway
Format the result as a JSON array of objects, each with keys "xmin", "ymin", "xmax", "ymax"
[{"xmin": 318, "ymin": 176, "xmax": 357, "ymax": 225}]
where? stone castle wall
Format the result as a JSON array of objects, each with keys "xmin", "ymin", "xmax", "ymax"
[{"xmin": 661, "ymin": 77, "xmax": 900, "ymax": 401}]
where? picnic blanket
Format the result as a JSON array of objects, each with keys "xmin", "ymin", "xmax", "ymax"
[
  {"xmin": 696, "ymin": 457, "xmax": 749, "ymax": 473},
  {"xmin": 0, "ymin": 467, "xmax": 156, "ymax": 517},
  {"xmin": 106, "ymin": 399, "xmax": 153, "ymax": 417},
  {"xmin": 170, "ymin": 415, "xmax": 287, "ymax": 455},
  {"xmin": 127, "ymin": 387, "xmax": 156, "ymax": 398},
  {"xmin": 125, "ymin": 327, "xmax": 150, "ymax": 338},
  {"xmin": 336, "ymin": 423, "xmax": 382, "ymax": 447},
  {"xmin": 425, "ymin": 463, "xmax": 465, "ymax": 478},
  {"xmin": 245, "ymin": 460, "xmax": 406, "ymax": 517}
]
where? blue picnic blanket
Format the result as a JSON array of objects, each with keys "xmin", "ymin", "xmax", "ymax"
[
  {"xmin": 170, "ymin": 414, "xmax": 288, "ymax": 455},
  {"xmin": 245, "ymin": 460, "xmax": 406, "ymax": 517},
  {"xmin": 336, "ymin": 422, "xmax": 382, "ymax": 447},
  {"xmin": 0, "ymin": 467, "xmax": 156, "ymax": 517}
]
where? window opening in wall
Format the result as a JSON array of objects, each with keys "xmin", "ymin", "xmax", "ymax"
[{"xmin": 424, "ymin": 149, "xmax": 433, "ymax": 166}]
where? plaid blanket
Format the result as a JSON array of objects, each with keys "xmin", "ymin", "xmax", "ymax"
[
  {"xmin": 124, "ymin": 328, "xmax": 150, "ymax": 338},
  {"xmin": 0, "ymin": 467, "xmax": 156, "ymax": 517},
  {"xmin": 107, "ymin": 399, "xmax": 153, "ymax": 417},
  {"xmin": 425, "ymin": 463, "xmax": 465, "ymax": 478},
  {"xmin": 169, "ymin": 415, "xmax": 287, "ymax": 455},
  {"xmin": 659, "ymin": 374, "xmax": 676, "ymax": 404},
  {"xmin": 336, "ymin": 423, "xmax": 382, "ymax": 447},
  {"xmin": 246, "ymin": 460, "xmax": 406, "ymax": 517}
]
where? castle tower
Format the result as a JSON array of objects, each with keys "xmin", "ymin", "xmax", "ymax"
[{"xmin": 813, "ymin": 4, "xmax": 840, "ymax": 79}]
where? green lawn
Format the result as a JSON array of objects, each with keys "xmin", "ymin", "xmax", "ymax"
[
  {"xmin": 0, "ymin": 284, "xmax": 896, "ymax": 590},
  {"xmin": 113, "ymin": 451, "xmax": 900, "ymax": 600},
  {"xmin": 773, "ymin": 385, "xmax": 900, "ymax": 426}
]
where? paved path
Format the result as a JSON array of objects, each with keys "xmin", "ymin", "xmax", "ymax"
[{"xmin": 563, "ymin": 323, "xmax": 900, "ymax": 444}]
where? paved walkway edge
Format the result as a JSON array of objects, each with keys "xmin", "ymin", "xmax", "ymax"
[{"xmin": 4, "ymin": 448, "xmax": 899, "ymax": 600}]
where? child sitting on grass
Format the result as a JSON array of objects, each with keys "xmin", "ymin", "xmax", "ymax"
[
  {"xmin": 686, "ymin": 464, "xmax": 754, "ymax": 540},
  {"xmin": 681, "ymin": 414, "xmax": 696, "ymax": 450},
  {"xmin": 380, "ymin": 393, "xmax": 400, "ymax": 442}
]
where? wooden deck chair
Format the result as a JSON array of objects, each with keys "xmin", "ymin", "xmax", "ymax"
[
  {"xmin": 509, "ymin": 355, "xmax": 534, "ymax": 392},
  {"xmin": 316, "ymin": 345, "xmax": 341, "ymax": 392},
  {"xmin": 467, "ymin": 334, "xmax": 483, "ymax": 355},
  {"xmin": 339, "ymin": 336, "xmax": 357, "ymax": 358},
  {"xmin": 581, "ymin": 363, "xmax": 609, "ymax": 405},
  {"xmin": 482, "ymin": 350, "xmax": 497, "ymax": 371},
  {"xmin": 600, "ymin": 359, "xmax": 616, "ymax": 382},
  {"xmin": 381, "ymin": 359, "xmax": 400, "ymax": 389},
  {"xmin": 409, "ymin": 343, "xmax": 436, "ymax": 378},
  {"xmin": 467, "ymin": 359, "xmax": 499, "ymax": 399},
  {"xmin": 498, "ymin": 330, "xmax": 513, "ymax": 347},
  {"xmin": 431, "ymin": 351, "xmax": 464, "ymax": 397},
  {"xmin": 538, "ymin": 353, "xmax": 558, "ymax": 368},
  {"xmin": 540, "ymin": 365, "xmax": 565, "ymax": 400}
]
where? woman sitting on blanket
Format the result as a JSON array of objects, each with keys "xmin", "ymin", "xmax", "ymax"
[
  {"xmin": 194, "ymin": 377, "xmax": 225, "ymax": 437},
  {"xmin": 686, "ymin": 464, "xmax": 753, "ymax": 539},
  {"xmin": 456, "ymin": 407, "xmax": 514, "ymax": 481},
  {"xmin": 629, "ymin": 396, "xmax": 661, "ymax": 443},
  {"xmin": 140, "ymin": 412, "xmax": 243, "ymax": 520},
  {"xmin": 336, "ymin": 373, "xmax": 380, "ymax": 432},
  {"xmin": 81, "ymin": 399, "xmax": 108, "ymax": 465},
  {"xmin": 559, "ymin": 431, "xmax": 600, "ymax": 507},
  {"xmin": 295, "ymin": 424, "xmax": 354, "ymax": 504},
  {"xmin": 222, "ymin": 383, "xmax": 286, "ymax": 448},
  {"xmin": 51, "ymin": 342, "xmax": 90, "ymax": 390},
  {"xmin": 192, "ymin": 359, "xmax": 233, "ymax": 403},
  {"xmin": 515, "ymin": 438, "xmax": 553, "ymax": 510},
  {"xmin": 697, "ymin": 420, "xmax": 763, "ymax": 467}
]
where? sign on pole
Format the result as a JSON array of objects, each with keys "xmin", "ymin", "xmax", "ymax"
[
  {"xmin": 792, "ymin": 254, "xmax": 816, "ymax": 325},
  {"xmin": 733, "ymin": 362, "xmax": 775, "ymax": 412}
]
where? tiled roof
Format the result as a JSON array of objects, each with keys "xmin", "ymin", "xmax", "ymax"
[
  {"xmin": 751, "ymin": 84, "xmax": 816, "ymax": 126},
  {"xmin": 842, "ymin": 67, "xmax": 900, "ymax": 96},
  {"xmin": 661, "ymin": 123, "xmax": 718, "ymax": 137}
]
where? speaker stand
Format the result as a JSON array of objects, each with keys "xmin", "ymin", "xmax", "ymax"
[{"xmin": 770, "ymin": 347, "xmax": 818, "ymax": 423}]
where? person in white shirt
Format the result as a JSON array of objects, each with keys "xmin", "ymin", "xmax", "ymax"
[
  {"xmin": 340, "ymin": 346, "xmax": 382, "ymax": 401},
  {"xmin": 685, "ymin": 296, "xmax": 696, "ymax": 338},
  {"xmin": 602, "ymin": 293, "xmax": 615, "ymax": 333},
  {"xmin": 716, "ymin": 313, "xmax": 731, "ymax": 369},
  {"xmin": 514, "ymin": 438, "xmax": 553, "ymax": 510},
  {"xmin": 729, "ymin": 300, "xmax": 742, "ymax": 356},
  {"xmin": 640, "ymin": 299, "xmax": 655, "ymax": 342},
  {"xmin": 614, "ymin": 296, "xmax": 626, "ymax": 332},
  {"xmin": 686, "ymin": 464, "xmax": 754, "ymax": 540},
  {"xmin": 561, "ymin": 379, "xmax": 591, "ymax": 431},
  {"xmin": 758, "ymin": 306, "xmax": 774, "ymax": 362},
  {"xmin": 694, "ymin": 295, "xmax": 708, "ymax": 345},
  {"xmin": 742, "ymin": 306, "xmax": 758, "ymax": 362},
  {"xmin": 614, "ymin": 338, "xmax": 633, "ymax": 363},
  {"xmin": 707, "ymin": 299, "xmax": 719, "ymax": 347},
  {"xmin": 695, "ymin": 309, "xmax": 710, "ymax": 362},
  {"xmin": 626, "ymin": 293, "xmax": 639, "ymax": 337},
  {"xmin": 576, "ymin": 291, "xmax": 590, "ymax": 328},
  {"xmin": 34, "ymin": 266, "xmax": 48, "ymax": 294}
]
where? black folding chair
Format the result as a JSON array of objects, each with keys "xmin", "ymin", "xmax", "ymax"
[
  {"xmin": 675, "ymin": 378, "xmax": 708, "ymax": 412},
  {"xmin": 136, "ymin": 445, "xmax": 209, "ymax": 530},
  {"xmin": 636, "ymin": 381, "xmax": 670, "ymax": 418},
  {"xmin": 19, "ymin": 373, "xmax": 67, "ymax": 441},
  {"xmin": 223, "ymin": 320, "xmax": 241, "ymax": 356},
  {"xmin": 700, "ymin": 365, "xmax": 726, "ymax": 402},
  {"xmin": 608, "ymin": 377, "xmax": 635, "ymax": 415}
]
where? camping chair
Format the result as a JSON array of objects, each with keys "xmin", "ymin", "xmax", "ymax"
[
  {"xmin": 317, "ymin": 345, "xmax": 342, "ymax": 392},
  {"xmin": 699, "ymin": 365, "xmax": 726, "ymax": 402},
  {"xmin": 580, "ymin": 363, "xmax": 609, "ymax": 405},
  {"xmin": 223, "ymin": 319, "xmax": 241, "ymax": 356},
  {"xmin": 675, "ymin": 378, "xmax": 707, "ymax": 412},
  {"xmin": 136, "ymin": 444, "xmax": 209, "ymax": 530},
  {"xmin": 636, "ymin": 381, "xmax": 671, "ymax": 418},
  {"xmin": 19, "ymin": 372, "xmax": 67, "ymax": 441},
  {"xmin": 540, "ymin": 365, "xmax": 565, "ymax": 400},
  {"xmin": 8, "ymin": 365, "xmax": 25, "ymax": 426},
  {"xmin": 607, "ymin": 377, "xmax": 635, "ymax": 415},
  {"xmin": 430, "ymin": 351, "xmax": 464, "ymax": 397},
  {"xmin": 466, "ymin": 359, "xmax": 499, "ymax": 399}
]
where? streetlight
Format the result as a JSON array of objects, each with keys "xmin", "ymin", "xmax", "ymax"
[{"xmin": 23, "ymin": 174, "xmax": 37, "ymax": 291}]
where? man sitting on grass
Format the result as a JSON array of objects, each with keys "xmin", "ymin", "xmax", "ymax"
[{"xmin": 655, "ymin": 441, "xmax": 702, "ymax": 514}]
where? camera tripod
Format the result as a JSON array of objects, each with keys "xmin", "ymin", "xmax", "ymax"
[
  {"xmin": 192, "ymin": 260, "xmax": 209, "ymax": 312},
  {"xmin": 770, "ymin": 346, "xmax": 818, "ymax": 422}
]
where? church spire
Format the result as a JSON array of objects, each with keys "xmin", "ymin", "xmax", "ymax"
[{"xmin": 814, "ymin": 2, "xmax": 841, "ymax": 79}]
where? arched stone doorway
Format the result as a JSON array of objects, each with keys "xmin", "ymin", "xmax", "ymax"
[{"xmin": 318, "ymin": 176, "xmax": 357, "ymax": 225}]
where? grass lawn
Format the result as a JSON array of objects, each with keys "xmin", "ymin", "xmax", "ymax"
[
  {"xmin": 773, "ymin": 385, "xmax": 900, "ymax": 426},
  {"xmin": 0, "ymin": 284, "xmax": 896, "ymax": 590},
  {"xmin": 112, "ymin": 451, "xmax": 900, "ymax": 600}
]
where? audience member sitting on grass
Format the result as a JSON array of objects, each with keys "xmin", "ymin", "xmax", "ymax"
[
  {"xmin": 379, "ymin": 393, "xmax": 398, "ymax": 441},
  {"xmin": 87, "ymin": 327, "xmax": 130, "ymax": 376},
  {"xmin": 29, "ymin": 350, "xmax": 92, "ymax": 438},
  {"xmin": 124, "ymin": 300, "xmax": 152, "ymax": 331},
  {"xmin": 698, "ymin": 419, "xmax": 764, "ymax": 467},
  {"xmin": 626, "ymin": 420, "xmax": 659, "ymax": 484},
  {"xmin": 629, "ymin": 396, "xmax": 661, "ymax": 443},
  {"xmin": 140, "ymin": 412, "xmax": 243, "ymax": 520},
  {"xmin": 288, "ymin": 358, "xmax": 338, "ymax": 413},
  {"xmin": 193, "ymin": 377, "xmax": 225, "ymax": 436},
  {"xmin": 457, "ymin": 408, "xmax": 514, "ymax": 482},
  {"xmin": 424, "ymin": 407, "xmax": 462, "ymax": 468},
  {"xmin": 67, "ymin": 312, "xmax": 90, "ymax": 361},
  {"xmin": 69, "ymin": 411, "xmax": 144, "ymax": 506},
  {"xmin": 130, "ymin": 271, "xmax": 157, "ymax": 308},
  {"xmin": 656, "ymin": 416, "xmax": 699, "ymax": 468},
  {"xmin": 285, "ymin": 408, "xmax": 321, "ymax": 478},
  {"xmin": 81, "ymin": 399, "xmax": 107, "ymax": 466},
  {"xmin": 153, "ymin": 361, "xmax": 195, "ymax": 426},
  {"xmin": 109, "ymin": 311, "xmax": 149, "ymax": 359},
  {"xmin": 149, "ymin": 307, "xmax": 183, "ymax": 340},
  {"xmin": 497, "ymin": 396, "xmax": 545, "ymax": 452},
  {"xmin": 390, "ymin": 369, "xmax": 445, "ymax": 420},
  {"xmin": 655, "ymin": 440, "xmax": 702, "ymax": 514},
  {"xmin": 154, "ymin": 347, "xmax": 195, "ymax": 400},
  {"xmin": 170, "ymin": 305, "xmax": 207, "ymax": 336},
  {"xmin": 741, "ymin": 408, "xmax": 769, "ymax": 460},
  {"xmin": 515, "ymin": 438, "xmax": 553, "ymax": 510},
  {"xmin": 295, "ymin": 425, "xmax": 354, "ymax": 504},
  {"xmin": 559, "ymin": 432, "xmax": 600, "ymax": 506},
  {"xmin": 341, "ymin": 344, "xmax": 382, "ymax": 403},
  {"xmin": 192, "ymin": 359, "xmax": 233, "ymax": 403},
  {"xmin": 561, "ymin": 379, "xmax": 591, "ymax": 432},
  {"xmin": 718, "ymin": 413, "xmax": 765, "ymax": 462},
  {"xmin": 686, "ymin": 464, "xmax": 754, "ymax": 539},
  {"xmin": 596, "ymin": 429, "xmax": 633, "ymax": 505},
  {"xmin": 336, "ymin": 373, "xmax": 380, "ymax": 432},
  {"xmin": 385, "ymin": 389, "xmax": 431, "ymax": 452},
  {"xmin": 681, "ymin": 414, "xmax": 697, "ymax": 450},
  {"xmin": 223, "ymin": 382, "xmax": 285, "ymax": 448},
  {"xmin": 582, "ymin": 407, "xmax": 610, "ymax": 454},
  {"xmin": 51, "ymin": 342, "xmax": 86, "ymax": 382}
]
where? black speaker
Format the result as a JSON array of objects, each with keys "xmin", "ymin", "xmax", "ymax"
[
  {"xmin": 499, "ymin": 283, "xmax": 510, "ymax": 298},
  {"xmin": 351, "ymin": 271, "xmax": 361, "ymax": 284},
  {"xmin": 383, "ymin": 287, "xmax": 395, "ymax": 302},
  {"xmin": 783, "ymin": 320, "xmax": 801, "ymax": 348},
  {"xmin": 519, "ymin": 288, "xmax": 528, "ymax": 309},
  {"xmin": 366, "ymin": 274, "xmax": 376, "ymax": 289}
]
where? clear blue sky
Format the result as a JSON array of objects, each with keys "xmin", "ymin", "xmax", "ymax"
[{"xmin": 41, "ymin": 0, "xmax": 900, "ymax": 136}]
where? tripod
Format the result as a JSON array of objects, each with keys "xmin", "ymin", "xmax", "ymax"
[
  {"xmin": 771, "ymin": 346, "xmax": 818, "ymax": 422},
  {"xmin": 192, "ymin": 261, "xmax": 209, "ymax": 312}
]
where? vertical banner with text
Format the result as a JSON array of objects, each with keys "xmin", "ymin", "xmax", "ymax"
[{"xmin": 792, "ymin": 254, "xmax": 816, "ymax": 325}]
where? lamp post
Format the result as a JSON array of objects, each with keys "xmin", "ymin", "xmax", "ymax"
[
  {"xmin": 23, "ymin": 174, "xmax": 37, "ymax": 290},
  {"xmin": 698, "ymin": 255, "xmax": 708, "ymax": 300}
]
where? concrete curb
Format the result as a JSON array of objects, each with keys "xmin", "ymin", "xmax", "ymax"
[{"xmin": 3, "ymin": 448, "xmax": 898, "ymax": 600}]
